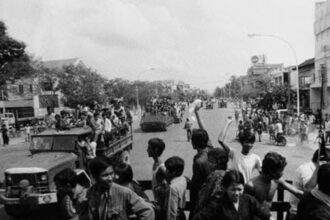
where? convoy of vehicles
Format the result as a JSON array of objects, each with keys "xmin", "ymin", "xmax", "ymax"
[{"xmin": 0, "ymin": 127, "xmax": 133, "ymax": 218}]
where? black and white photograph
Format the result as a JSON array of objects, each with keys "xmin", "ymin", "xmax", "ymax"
[{"xmin": 0, "ymin": 0, "xmax": 329, "ymax": 219}]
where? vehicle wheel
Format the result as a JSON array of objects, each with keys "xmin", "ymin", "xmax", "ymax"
[
  {"xmin": 279, "ymin": 137, "xmax": 287, "ymax": 146},
  {"xmin": 59, "ymin": 194, "xmax": 77, "ymax": 219},
  {"xmin": 5, "ymin": 204, "xmax": 33, "ymax": 217}
]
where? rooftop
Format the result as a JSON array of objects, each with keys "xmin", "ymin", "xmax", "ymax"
[
  {"xmin": 298, "ymin": 58, "xmax": 314, "ymax": 68},
  {"xmin": 42, "ymin": 58, "xmax": 86, "ymax": 70}
]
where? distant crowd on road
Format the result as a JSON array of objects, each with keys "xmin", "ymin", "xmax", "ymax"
[
  {"xmin": 144, "ymin": 97, "xmax": 186, "ymax": 119},
  {"xmin": 238, "ymin": 107, "xmax": 319, "ymax": 145},
  {"xmin": 53, "ymin": 101, "xmax": 330, "ymax": 220}
]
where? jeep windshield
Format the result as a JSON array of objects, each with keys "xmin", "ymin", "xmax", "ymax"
[{"xmin": 30, "ymin": 136, "xmax": 77, "ymax": 152}]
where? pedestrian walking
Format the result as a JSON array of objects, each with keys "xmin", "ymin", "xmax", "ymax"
[
  {"xmin": 25, "ymin": 123, "xmax": 31, "ymax": 142},
  {"xmin": 314, "ymin": 129, "xmax": 326, "ymax": 161},
  {"xmin": 256, "ymin": 119, "xmax": 263, "ymax": 142},
  {"xmin": 300, "ymin": 121, "xmax": 309, "ymax": 144},
  {"xmin": 234, "ymin": 109, "xmax": 239, "ymax": 125},
  {"xmin": 183, "ymin": 118, "xmax": 193, "ymax": 142},
  {"xmin": 2, "ymin": 124, "xmax": 9, "ymax": 146}
]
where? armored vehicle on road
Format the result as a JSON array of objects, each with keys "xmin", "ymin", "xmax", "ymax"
[{"xmin": 140, "ymin": 112, "xmax": 174, "ymax": 131}]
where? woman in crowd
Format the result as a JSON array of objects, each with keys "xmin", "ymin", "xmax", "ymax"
[{"xmin": 192, "ymin": 170, "xmax": 273, "ymax": 220}]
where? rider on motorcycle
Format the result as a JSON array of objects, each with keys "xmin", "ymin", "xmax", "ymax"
[{"xmin": 275, "ymin": 119, "xmax": 284, "ymax": 140}]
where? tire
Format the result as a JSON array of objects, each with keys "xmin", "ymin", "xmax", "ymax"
[
  {"xmin": 279, "ymin": 136, "xmax": 287, "ymax": 146},
  {"xmin": 59, "ymin": 194, "xmax": 77, "ymax": 219},
  {"xmin": 5, "ymin": 204, "xmax": 33, "ymax": 217}
]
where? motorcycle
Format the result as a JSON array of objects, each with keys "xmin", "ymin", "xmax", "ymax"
[{"xmin": 270, "ymin": 132, "xmax": 287, "ymax": 146}]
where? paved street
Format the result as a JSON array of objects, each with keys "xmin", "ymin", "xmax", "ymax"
[
  {"xmin": 0, "ymin": 105, "xmax": 318, "ymax": 219},
  {"xmin": 132, "ymin": 106, "xmax": 317, "ymax": 182}
]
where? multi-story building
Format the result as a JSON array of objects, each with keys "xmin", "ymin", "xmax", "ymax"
[
  {"xmin": 311, "ymin": 1, "xmax": 330, "ymax": 113},
  {"xmin": 298, "ymin": 58, "xmax": 314, "ymax": 110},
  {"xmin": 0, "ymin": 58, "xmax": 86, "ymax": 124},
  {"xmin": 244, "ymin": 55, "xmax": 284, "ymax": 93}
]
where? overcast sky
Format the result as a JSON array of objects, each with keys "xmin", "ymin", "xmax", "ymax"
[{"xmin": 0, "ymin": 0, "xmax": 319, "ymax": 92}]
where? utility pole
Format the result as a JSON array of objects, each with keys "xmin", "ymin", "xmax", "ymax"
[
  {"xmin": 320, "ymin": 63, "xmax": 327, "ymax": 125},
  {"xmin": 287, "ymin": 70, "xmax": 291, "ymax": 110},
  {"xmin": 320, "ymin": 45, "xmax": 329, "ymax": 125},
  {"xmin": 136, "ymin": 85, "xmax": 140, "ymax": 117}
]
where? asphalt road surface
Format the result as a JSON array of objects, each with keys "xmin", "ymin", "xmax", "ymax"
[{"xmin": 0, "ymin": 106, "xmax": 317, "ymax": 219}]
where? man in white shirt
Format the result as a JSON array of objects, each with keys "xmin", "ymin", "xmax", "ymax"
[
  {"xmin": 288, "ymin": 149, "xmax": 330, "ymax": 220},
  {"xmin": 275, "ymin": 119, "xmax": 283, "ymax": 140}
]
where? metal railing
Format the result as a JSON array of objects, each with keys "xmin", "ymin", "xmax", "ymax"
[{"xmin": 138, "ymin": 180, "xmax": 291, "ymax": 220}]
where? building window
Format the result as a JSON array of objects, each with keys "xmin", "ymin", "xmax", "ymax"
[
  {"xmin": 29, "ymin": 84, "xmax": 33, "ymax": 93},
  {"xmin": 19, "ymin": 85, "xmax": 24, "ymax": 94}
]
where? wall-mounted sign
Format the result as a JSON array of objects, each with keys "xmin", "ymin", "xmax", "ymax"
[
  {"xmin": 251, "ymin": 56, "xmax": 259, "ymax": 64},
  {"xmin": 251, "ymin": 55, "xmax": 267, "ymax": 65}
]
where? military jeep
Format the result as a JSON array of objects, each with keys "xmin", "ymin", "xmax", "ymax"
[{"xmin": 0, "ymin": 126, "xmax": 133, "ymax": 218}]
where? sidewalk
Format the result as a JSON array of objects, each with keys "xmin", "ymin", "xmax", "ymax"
[{"xmin": 0, "ymin": 135, "xmax": 26, "ymax": 148}]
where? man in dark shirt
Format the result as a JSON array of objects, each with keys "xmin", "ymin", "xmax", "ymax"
[
  {"xmin": 297, "ymin": 162, "xmax": 330, "ymax": 220},
  {"xmin": 188, "ymin": 105, "xmax": 213, "ymax": 220}
]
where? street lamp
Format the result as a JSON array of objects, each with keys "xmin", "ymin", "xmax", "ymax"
[
  {"xmin": 248, "ymin": 34, "xmax": 300, "ymax": 116},
  {"xmin": 136, "ymin": 67, "xmax": 155, "ymax": 117}
]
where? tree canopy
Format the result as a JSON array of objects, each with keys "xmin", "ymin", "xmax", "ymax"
[
  {"xmin": 0, "ymin": 21, "xmax": 34, "ymax": 85},
  {"xmin": 56, "ymin": 65, "xmax": 107, "ymax": 108}
]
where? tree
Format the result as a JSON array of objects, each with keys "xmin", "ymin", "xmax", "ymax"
[
  {"xmin": 213, "ymin": 86, "xmax": 222, "ymax": 98},
  {"xmin": 257, "ymin": 84, "xmax": 291, "ymax": 110},
  {"xmin": 229, "ymin": 75, "xmax": 242, "ymax": 98},
  {"xmin": 104, "ymin": 78, "xmax": 136, "ymax": 106},
  {"xmin": 56, "ymin": 65, "xmax": 106, "ymax": 108},
  {"xmin": 0, "ymin": 21, "xmax": 34, "ymax": 85}
]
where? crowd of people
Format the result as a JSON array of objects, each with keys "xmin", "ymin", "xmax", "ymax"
[
  {"xmin": 237, "ymin": 107, "xmax": 317, "ymax": 144},
  {"xmin": 43, "ymin": 99, "xmax": 133, "ymax": 158},
  {"xmin": 145, "ymin": 97, "xmax": 179, "ymax": 117},
  {"xmin": 52, "ymin": 102, "xmax": 330, "ymax": 220}
]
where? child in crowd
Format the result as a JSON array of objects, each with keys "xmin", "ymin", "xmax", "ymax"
[
  {"xmin": 218, "ymin": 117, "xmax": 261, "ymax": 183},
  {"xmin": 146, "ymin": 137, "xmax": 168, "ymax": 220},
  {"xmin": 164, "ymin": 156, "xmax": 187, "ymax": 220},
  {"xmin": 114, "ymin": 162, "xmax": 149, "ymax": 201},
  {"xmin": 244, "ymin": 152, "xmax": 303, "ymax": 213}
]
